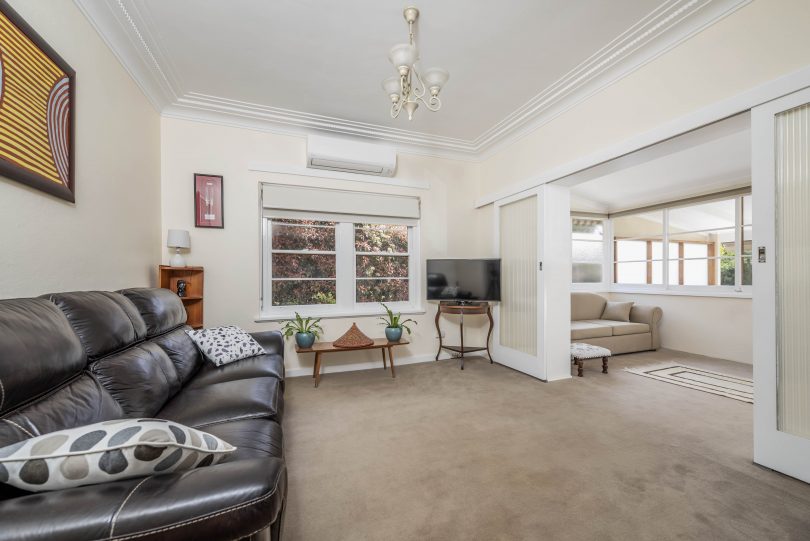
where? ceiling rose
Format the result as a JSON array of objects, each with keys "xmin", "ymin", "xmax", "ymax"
[{"xmin": 382, "ymin": 6, "xmax": 449, "ymax": 121}]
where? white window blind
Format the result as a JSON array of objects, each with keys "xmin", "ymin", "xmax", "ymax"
[{"xmin": 261, "ymin": 183, "xmax": 420, "ymax": 220}]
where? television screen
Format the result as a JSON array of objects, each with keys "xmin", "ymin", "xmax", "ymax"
[{"xmin": 426, "ymin": 259, "xmax": 501, "ymax": 302}]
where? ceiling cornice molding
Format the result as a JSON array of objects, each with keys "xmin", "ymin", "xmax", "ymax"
[{"xmin": 76, "ymin": 0, "xmax": 750, "ymax": 160}]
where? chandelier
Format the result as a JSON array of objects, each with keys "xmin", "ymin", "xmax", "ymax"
[{"xmin": 382, "ymin": 7, "xmax": 449, "ymax": 121}]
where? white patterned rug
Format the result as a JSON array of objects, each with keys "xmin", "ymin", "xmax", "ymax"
[{"xmin": 624, "ymin": 365, "xmax": 753, "ymax": 403}]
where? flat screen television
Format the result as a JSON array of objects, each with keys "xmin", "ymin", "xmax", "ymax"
[{"xmin": 426, "ymin": 259, "xmax": 501, "ymax": 302}]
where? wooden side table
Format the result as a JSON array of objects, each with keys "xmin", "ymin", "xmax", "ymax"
[
  {"xmin": 434, "ymin": 302, "xmax": 494, "ymax": 369},
  {"xmin": 158, "ymin": 265, "xmax": 204, "ymax": 329},
  {"xmin": 296, "ymin": 338, "xmax": 410, "ymax": 388}
]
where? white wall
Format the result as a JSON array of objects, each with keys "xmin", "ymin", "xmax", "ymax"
[
  {"xmin": 0, "ymin": 1, "xmax": 161, "ymax": 298},
  {"xmin": 160, "ymin": 117, "xmax": 486, "ymax": 374},
  {"xmin": 610, "ymin": 293, "xmax": 752, "ymax": 364}
]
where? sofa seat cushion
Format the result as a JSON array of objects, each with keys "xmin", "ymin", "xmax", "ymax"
[
  {"xmin": 204, "ymin": 419, "xmax": 284, "ymax": 462},
  {"xmin": 579, "ymin": 319, "xmax": 649, "ymax": 336},
  {"xmin": 188, "ymin": 354, "xmax": 284, "ymax": 389},
  {"xmin": 157, "ymin": 377, "xmax": 283, "ymax": 429},
  {"xmin": 0, "ymin": 457, "xmax": 286, "ymax": 541},
  {"xmin": 571, "ymin": 321, "xmax": 613, "ymax": 340}
]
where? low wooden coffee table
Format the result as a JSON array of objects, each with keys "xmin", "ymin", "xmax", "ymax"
[{"xmin": 296, "ymin": 338, "xmax": 410, "ymax": 387}]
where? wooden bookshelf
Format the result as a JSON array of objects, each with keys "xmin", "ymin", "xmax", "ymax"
[{"xmin": 158, "ymin": 265, "xmax": 204, "ymax": 329}]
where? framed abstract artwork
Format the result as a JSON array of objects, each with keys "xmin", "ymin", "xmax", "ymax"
[
  {"xmin": 0, "ymin": 1, "xmax": 75, "ymax": 202},
  {"xmin": 194, "ymin": 174, "xmax": 224, "ymax": 228}
]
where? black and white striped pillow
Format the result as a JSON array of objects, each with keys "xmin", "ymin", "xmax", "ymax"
[{"xmin": 186, "ymin": 325, "xmax": 265, "ymax": 366}]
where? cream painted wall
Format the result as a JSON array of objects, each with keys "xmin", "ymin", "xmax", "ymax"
[
  {"xmin": 160, "ymin": 117, "xmax": 486, "ymax": 374},
  {"xmin": 610, "ymin": 292, "xmax": 752, "ymax": 364},
  {"xmin": 478, "ymin": 0, "xmax": 810, "ymax": 200},
  {"xmin": 0, "ymin": 1, "xmax": 161, "ymax": 298}
]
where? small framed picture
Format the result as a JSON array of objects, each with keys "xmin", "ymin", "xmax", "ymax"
[{"xmin": 194, "ymin": 174, "xmax": 224, "ymax": 228}]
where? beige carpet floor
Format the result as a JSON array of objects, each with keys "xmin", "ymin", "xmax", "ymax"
[{"xmin": 282, "ymin": 350, "xmax": 810, "ymax": 540}]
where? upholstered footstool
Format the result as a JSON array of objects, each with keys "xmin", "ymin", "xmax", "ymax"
[{"xmin": 570, "ymin": 343, "xmax": 611, "ymax": 377}]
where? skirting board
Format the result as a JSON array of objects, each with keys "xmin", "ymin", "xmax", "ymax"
[{"xmin": 286, "ymin": 352, "xmax": 455, "ymax": 378}]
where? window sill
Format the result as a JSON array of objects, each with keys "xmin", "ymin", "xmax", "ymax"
[
  {"xmin": 609, "ymin": 287, "xmax": 752, "ymax": 299},
  {"xmin": 255, "ymin": 305, "xmax": 426, "ymax": 322}
]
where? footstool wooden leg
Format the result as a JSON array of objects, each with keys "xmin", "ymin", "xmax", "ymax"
[
  {"xmin": 381, "ymin": 348, "xmax": 387, "ymax": 369},
  {"xmin": 576, "ymin": 359, "xmax": 583, "ymax": 377},
  {"xmin": 602, "ymin": 356, "xmax": 608, "ymax": 374}
]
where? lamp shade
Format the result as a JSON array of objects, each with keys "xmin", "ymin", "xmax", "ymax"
[
  {"xmin": 388, "ymin": 43, "xmax": 418, "ymax": 68},
  {"xmin": 382, "ymin": 76, "xmax": 401, "ymax": 95},
  {"xmin": 167, "ymin": 229, "xmax": 190, "ymax": 249},
  {"xmin": 422, "ymin": 67, "xmax": 449, "ymax": 90}
]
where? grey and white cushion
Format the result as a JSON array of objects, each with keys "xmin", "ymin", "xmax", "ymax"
[
  {"xmin": 0, "ymin": 419, "xmax": 235, "ymax": 492},
  {"xmin": 185, "ymin": 325, "xmax": 265, "ymax": 366},
  {"xmin": 570, "ymin": 342, "xmax": 612, "ymax": 360}
]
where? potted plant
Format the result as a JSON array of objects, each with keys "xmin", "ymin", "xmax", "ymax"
[
  {"xmin": 378, "ymin": 303, "xmax": 416, "ymax": 342},
  {"xmin": 280, "ymin": 312, "xmax": 323, "ymax": 349}
]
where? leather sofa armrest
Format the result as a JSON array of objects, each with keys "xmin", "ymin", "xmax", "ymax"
[
  {"xmin": 0, "ymin": 457, "xmax": 286, "ymax": 541},
  {"xmin": 629, "ymin": 305, "xmax": 663, "ymax": 349},
  {"xmin": 251, "ymin": 330, "xmax": 284, "ymax": 356}
]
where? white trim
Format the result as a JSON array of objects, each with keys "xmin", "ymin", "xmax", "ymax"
[
  {"xmin": 285, "ymin": 352, "xmax": 451, "ymax": 378},
  {"xmin": 77, "ymin": 0, "xmax": 750, "ymax": 159},
  {"xmin": 476, "ymin": 64, "xmax": 810, "ymax": 207},
  {"xmin": 610, "ymin": 287, "xmax": 751, "ymax": 299},
  {"xmin": 255, "ymin": 306, "xmax": 426, "ymax": 322},
  {"xmin": 250, "ymin": 163, "xmax": 430, "ymax": 190}
]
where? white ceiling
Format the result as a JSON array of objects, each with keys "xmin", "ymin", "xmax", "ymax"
[
  {"xmin": 568, "ymin": 112, "xmax": 751, "ymax": 214},
  {"xmin": 76, "ymin": 0, "xmax": 750, "ymax": 157}
]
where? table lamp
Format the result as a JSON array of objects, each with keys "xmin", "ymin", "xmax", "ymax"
[{"xmin": 167, "ymin": 229, "xmax": 190, "ymax": 267}]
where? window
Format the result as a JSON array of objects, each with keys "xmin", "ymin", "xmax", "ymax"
[
  {"xmin": 613, "ymin": 210, "xmax": 664, "ymax": 285},
  {"xmin": 572, "ymin": 218, "xmax": 605, "ymax": 284},
  {"xmin": 262, "ymin": 215, "xmax": 419, "ymax": 316},
  {"xmin": 269, "ymin": 219, "xmax": 337, "ymax": 306},
  {"xmin": 611, "ymin": 193, "xmax": 751, "ymax": 291},
  {"xmin": 355, "ymin": 224, "xmax": 410, "ymax": 303}
]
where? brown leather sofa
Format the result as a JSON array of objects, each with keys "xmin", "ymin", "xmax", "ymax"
[{"xmin": 0, "ymin": 288, "xmax": 286, "ymax": 541}]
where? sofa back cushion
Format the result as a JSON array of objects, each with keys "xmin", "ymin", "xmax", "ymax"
[
  {"xmin": 90, "ymin": 342, "xmax": 181, "ymax": 418},
  {"xmin": 150, "ymin": 327, "xmax": 203, "ymax": 385},
  {"xmin": 571, "ymin": 292, "xmax": 608, "ymax": 321},
  {"xmin": 42, "ymin": 291, "xmax": 147, "ymax": 361},
  {"xmin": 0, "ymin": 375, "xmax": 123, "ymax": 448},
  {"xmin": 119, "ymin": 288, "xmax": 187, "ymax": 338},
  {"xmin": 0, "ymin": 298, "xmax": 86, "ymax": 417}
]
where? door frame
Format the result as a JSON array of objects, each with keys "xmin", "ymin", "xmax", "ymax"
[
  {"xmin": 752, "ymin": 86, "xmax": 810, "ymax": 484},
  {"xmin": 492, "ymin": 187, "xmax": 546, "ymax": 380}
]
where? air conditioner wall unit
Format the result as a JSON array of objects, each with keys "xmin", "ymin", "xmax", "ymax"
[{"xmin": 306, "ymin": 135, "xmax": 397, "ymax": 177}]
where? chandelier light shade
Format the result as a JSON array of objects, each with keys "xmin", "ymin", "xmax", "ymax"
[
  {"xmin": 388, "ymin": 44, "xmax": 418, "ymax": 72},
  {"xmin": 382, "ymin": 7, "xmax": 449, "ymax": 121}
]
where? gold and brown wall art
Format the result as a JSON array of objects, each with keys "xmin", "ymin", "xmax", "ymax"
[{"xmin": 0, "ymin": 0, "xmax": 74, "ymax": 202}]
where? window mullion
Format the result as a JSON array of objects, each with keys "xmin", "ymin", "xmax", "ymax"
[
  {"xmin": 663, "ymin": 208, "xmax": 670, "ymax": 289},
  {"xmin": 734, "ymin": 196, "xmax": 743, "ymax": 291},
  {"xmin": 335, "ymin": 222, "xmax": 354, "ymax": 311}
]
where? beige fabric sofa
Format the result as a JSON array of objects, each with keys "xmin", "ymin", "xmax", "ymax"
[{"xmin": 571, "ymin": 292, "xmax": 663, "ymax": 354}]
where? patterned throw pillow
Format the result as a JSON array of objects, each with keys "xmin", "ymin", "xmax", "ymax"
[
  {"xmin": 0, "ymin": 419, "xmax": 235, "ymax": 492},
  {"xmin": 185, "ymin": 325, "xmax": 265, "ymax": 366}
]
